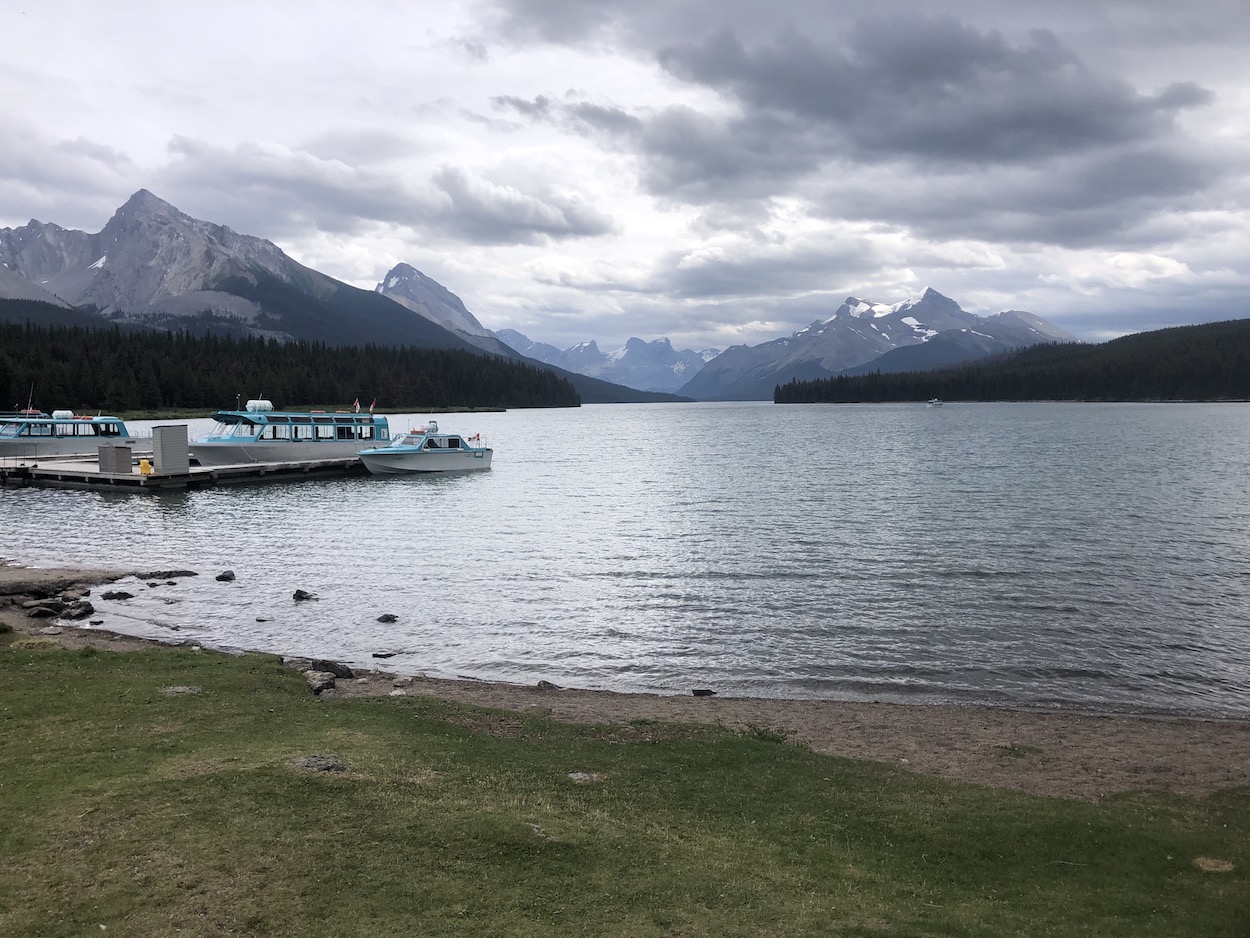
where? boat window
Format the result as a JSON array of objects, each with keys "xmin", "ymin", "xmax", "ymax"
[
  {"xmin": 315, "ymin": 423, "xmax": 334, "ymax": 440},
  {"xmin": 291, "ymin": 415, "xmax": 311, "ymax": 424},
  {"xmin": 273, "ymin": 424, "xmax": 291, "ymax": 440},
  {"xmin": 293, "ymin": 424, "xmax": 313, "ymax": 440},
  {"xmin": 426, "ymin": 438, "xmax": 440, "ymax": 449},
  {"xmin": 447, "ymin": 437, "xmax": 461, "ymax": 449},
  {"xmin": 54, "ymin": 422, "xmax": 75, "ymax": 437},
  {"xmin": 260, "ymin": 425, "xmax": 276, "ymax": 440},
  {"xmin": 26, "ymin": 422, "xmax": 52, "ymax": 437},
  {"xmin": 0, "ymin": 422, "xmax": 19, "ymax": 438},
  {"xmin": 99, "ymin": 422, "xmax": 122, "ymax": 437},
  {"xmin": 267, "ymin": 415, "xmax": 290, "ymax": 424},
  {"xmin": 336, "ymin": 425, "xmax": 355, "ymax": 441},
  {"xmin": 359, "ymin": 426, "xmax": 374, "ymax": 440}
]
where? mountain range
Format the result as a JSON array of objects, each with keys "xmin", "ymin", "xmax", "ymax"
[
  {"xmin": 496, "ymin": 331, "xmax": 720, "ymax": 394},
  {"xmin": 0, "ymin": 190, "xmax": 1075, "ymax": 403},
  {"xmin": 0, "ymin": 191, "xmax": 682, "ymax": 405},
  {"xmin": 677, "ymin": 289, "xmax": 1077, "ymax": 400}
]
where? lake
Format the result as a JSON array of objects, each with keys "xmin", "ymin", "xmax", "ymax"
[{"xmin": 4, "ymin": 401, "xmax": 1249, "ymax": 718}]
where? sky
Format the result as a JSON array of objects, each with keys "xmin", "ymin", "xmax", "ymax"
[{"xmin": 2, "ymin": 0, "xmax": 1249, "ymax": 351}]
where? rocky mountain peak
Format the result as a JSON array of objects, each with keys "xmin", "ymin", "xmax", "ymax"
[
  {"xmin": 106, "ymin": 189, "xmax": 187, "ymax": 232},
  {"xmin": 376, "ymin": 262, "xmax": 494, "ymax": 341}
]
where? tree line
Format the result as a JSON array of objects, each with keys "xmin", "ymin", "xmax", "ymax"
[
  {"xmin": 774, "ymin": 318, "xmax": 1250, "ymax": 403},
  {"xmin": 0, "ymin": 317, "xmax": 580, "ymax": 412}
]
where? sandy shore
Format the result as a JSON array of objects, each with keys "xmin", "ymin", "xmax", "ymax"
[{"xmin": 3, "ymin": 564, "xmax": 1248, "ymax": 802}]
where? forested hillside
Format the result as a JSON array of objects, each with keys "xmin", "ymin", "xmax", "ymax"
[
  {"xmin": 774, "ymin": 318, "xmax": 1250, "ymax": 403},
  {"xmin": 0, "ymin": 315, "xmax": 579, "ymax": 412}
]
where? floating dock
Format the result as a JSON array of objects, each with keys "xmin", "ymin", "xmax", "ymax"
[{"xmin": 0, "ymin": 454, "xmax": 368, "ymax": 492}]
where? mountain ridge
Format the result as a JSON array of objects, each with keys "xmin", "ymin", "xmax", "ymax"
[
  {"xmin": 677, "ymin": 288, "xmax": 1076, "ymax": 400},
  {"xmin": 497, "ymin": 329, "xmax": 719, "ymax": 394}
]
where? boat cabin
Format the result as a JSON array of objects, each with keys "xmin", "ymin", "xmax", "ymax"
[
  {"xmin": 203, "ymin": 400, "xmax": 389, "ymax": 443},
  {"xmin": 388, "ymin": 420, "xmax": 479, "ymax": 451}
]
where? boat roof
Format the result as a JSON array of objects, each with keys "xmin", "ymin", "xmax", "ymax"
[
  {"xmin": 211, "ymin": 409, "xmax": 387, "ymax": 422},
  {"xmin": 0, "ymin": 411, "xmax": 125, "ymax": 421}
]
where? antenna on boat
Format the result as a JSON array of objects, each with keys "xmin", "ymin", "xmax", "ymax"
[
  {"xmin": 26, "ymin": 384, "xmax": 34, "ymax": 412},
  {"xmin": 235, "ymin": 393, "xmax": 240, "ymax": 411}
]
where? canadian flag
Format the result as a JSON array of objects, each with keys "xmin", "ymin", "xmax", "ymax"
[
  {"xmin": 353, "ymin": 398, "xmax": 360, "ymax": 413},
  {"xmin": 369, "ymin": 399, "xmax": 376, "ymax": 414}
]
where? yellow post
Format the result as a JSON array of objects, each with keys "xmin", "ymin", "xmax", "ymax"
[{"xmin": 139, "ymin": 458, "xmax": 153, "ymax": 475}]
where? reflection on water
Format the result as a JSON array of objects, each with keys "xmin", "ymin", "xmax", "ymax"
[{"xmin": 4, "ymin": 401, "xmax": 1250, "ymax": 718}]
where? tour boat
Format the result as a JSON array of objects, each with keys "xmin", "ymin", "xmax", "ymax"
[
  {"xmin": 927, "ymin": 398, "xmax": 944, "ymax": 407},
  {"xmin": 0, "ymin": 409, "xmax": 141, "ymax": 459},
  {"xmin": 358, "ymin": 420, "xmax": 493, "ymax": 475},
  {"xmin": 189, "ymin": 400, "xmax": 391, "ymax": 466}
]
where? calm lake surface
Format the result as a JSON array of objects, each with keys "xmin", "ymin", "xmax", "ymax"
[{"xmin": 4, "ymin": 401, "xmax": 1249, "ymax": 718}]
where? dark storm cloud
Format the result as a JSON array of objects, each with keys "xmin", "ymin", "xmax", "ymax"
[
  {"xmin": 816, "ymin": 144, "xmax": 1228, "ymax": 247},
  {"xmin": 495, "ymin": 9, "xmax": 1231, "ymax": 250},
  {"xmin": 657, "ymin": 18, "xmax": 1211, "ymax": 165}
]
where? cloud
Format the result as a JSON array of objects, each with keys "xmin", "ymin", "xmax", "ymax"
[
  {"xmin": 655, "ymin": 18, "xmax": 1214, "ymax": 164},
  {"xmin": 497, "ymin": 11, "xmax": 1232, "ymax": 254},
  {"xmin": 157, "ymin": 136, "xmax": 614, "ymax": 246},
  {"xmin": 0, "ymin": 119, "xmax": 138, "ymax": 228},
  {"xmin": 492, "ymin": 94, "xmax": 554, "ymax": 119},
  {"xmin": 429, "ymin": 166, "xmax": 615, "ymax": 242},
  {"xmin": 812, "ymin": 144, "xmax": 1230, "ymax": 248}
]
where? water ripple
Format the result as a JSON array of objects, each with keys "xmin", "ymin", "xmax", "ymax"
[{"xmin": 4, "ymin": 401, "xmax": 1250, "ymax": 718}]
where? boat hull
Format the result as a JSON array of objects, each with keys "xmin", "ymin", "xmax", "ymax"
[
  {"xmin": 190, "ymin": 440, "xmax": 387, "ymax": 466},
  {"xmin": 359, "ymin": 448, "xmax": 493, "ymax": 475},
  {"xmin": 0, "ymin": 436, "xmax": 145, "ymax": 460}
]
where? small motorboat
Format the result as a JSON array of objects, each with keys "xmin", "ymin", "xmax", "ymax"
[
  {"xmin": 927, "ymin": 398, "xmax": 944, "ymax": 407},
  {"xmin": 357, "ymin": 421, "xmax": 492, "ymax": 475}
]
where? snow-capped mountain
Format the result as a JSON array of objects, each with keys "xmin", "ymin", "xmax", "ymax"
[
  {"xmin": 0, "ymin": 190, "xmax": 478, "ymax": 349},
  {"xmin": 497, "ymin": 331, "xmax": 720, "ymax": 393},
  {"xmin": 678, "ymin": 288, "xmax": 1076, "ymax": 400}
]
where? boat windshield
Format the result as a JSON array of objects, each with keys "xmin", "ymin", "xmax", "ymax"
[
  {"xmin": 209, "ymin": 420, "xmax": 260, "ymax": 438},
  {"xmin": 0, "ymin": 421, "xmax": 21, "ymax": 438}
]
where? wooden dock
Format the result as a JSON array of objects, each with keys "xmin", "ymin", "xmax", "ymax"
[{"xmin": 0, "ymin": 454, "xmax": 369, "ymax": 491}]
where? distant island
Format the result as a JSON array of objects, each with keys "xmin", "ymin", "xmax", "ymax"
[{"xmin": 774, "ymin": 318, "xmax": 1250, "ymax": 403}]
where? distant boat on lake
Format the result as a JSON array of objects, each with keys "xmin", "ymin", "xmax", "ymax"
[{"xmin": 927, "ymin": 398, "xmax": 944, "ymax": 407}]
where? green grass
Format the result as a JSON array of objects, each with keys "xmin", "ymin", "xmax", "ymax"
[{"xmin": 0, "ymin": 645, "xmax": 1246, "ymax": 937}]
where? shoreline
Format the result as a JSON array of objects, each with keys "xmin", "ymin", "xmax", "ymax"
[{"xmin": 3, "ymin": 564, "xmax": 1249, "ymax": 802}]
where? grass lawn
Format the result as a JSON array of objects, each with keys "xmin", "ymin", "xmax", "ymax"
[{"xmin": 0, "ymin": 643, "xmax": 1246, "ymax": 936}]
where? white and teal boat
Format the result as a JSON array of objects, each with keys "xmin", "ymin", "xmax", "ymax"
[
  {"xmin": 189, "ymin": 400, "xmax": 390, "ymax": 466},
  {"xmin": 0, "ymin": 409, "xmax": 141, "ymax": 460},
  {"xmin": 358, "ymin": 420, "xmax": 493, "ymax": 475}
]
